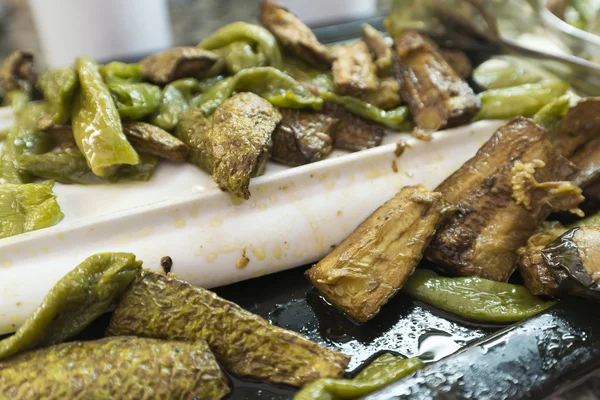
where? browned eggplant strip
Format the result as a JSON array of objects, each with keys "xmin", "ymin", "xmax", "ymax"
[
  {"xmin": 518, "ymin": 228, "xmax": 566, "ymax": 296},
  {"xmin": 361, "ymin": 24, "xmax": 393, "ymax": 77},
  {"xmin": 393, "ymin": 31, "xmax": 479, "ymax": 132},
  {"xmin": 260, "ymin": 0, "xmax": 333, "ymax": 67},
  {"xmin": 427, "ymin": 117, "xmax": 580, "ymax": 282},
  {"xmin": 271, "ymin": 109, "xmax": 337, "ymax": 166},
  {"xmin": 140, "ymin": 47, "xmax": 218, "ymax": 85},
  {"xmin": 306, "ymin": 185, "xmax": 449, "ymax": 322},
  {"xmin": 322, "ymin": 102, "xmax": 384, "ymax": 152},
  {"xmin": 440, "ymin": 49, "xmax": 472, "ymax": 80},
  {"xmin": 553, "ymin": 98, "xmax": 600, "ymax": 158},
  {"xmin": 332, "ymin": 41, "xmax": 378, "ymax": 97}
]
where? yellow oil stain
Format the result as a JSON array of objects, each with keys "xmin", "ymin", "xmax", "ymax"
[
  {"xmin": 10, "ymin": 247, "xmax": 22, "ymax": 254},
  {"xmin": 89, "ymin": 227, "xmax": 95, "ymax": 231},
  {"xmin": 1, "ymin": 260, "xmax": 12, "ymax": 269},
  {"xmin": 117, "ymin": 227, "xmax": 153, "ymax": 245},
  {"xmin": 16, "ymin": 302, "xmax": 22, "ymax": 307},
  {"xmin": 29, "ymin": 250, "xmax": 37, "ymax": 256},
  {"xmin": 230, "ymin": 195, "xmax": 244, "ymax": 205},
  {"xmin": 273, "ymin": 245, "xmax": 282, "ymax": 260},
  {"xmin": 42, "ymin": 247, "xmax": 49, "ymax": 253},
  {"xmin": 283, "ymin": 241, "xmax": 289, "ymax": 249},
  {"xmin": 209, "ymin": 218, "xmax": 223, "ymax": 227},
  {"xmin": 324, "ymin": 180, "xmax": 335, "ymax": 190},
  {"xmin": 206, "ymin": 253, "xmax": 218, "ymax": 262},
  {"xmin": 348, "ymin": 174, "xmax": 355, "ymax": 183},
  {"xmin": 257, "ymin": 203, "xmax": 267, "ymax": 210},
  {"xmin": 252, "ymin": 270, "xmax": 267, "ymax": 278},
  {"xmin": 220, "ymin": 244, "xmax": 238, "ymax": 253},
  {"xmin": 252, "ymin": 247, "xmax": 266, "ymax": 261},
  {"xmin": 366, "ymin": 169, "xmax": 382, "ymax": 179},
  {"xmin": 293, "ymin": 250, "xmax": 303, "ymax": 258},
  {"xmin": 269, "ymin": 194, "xmax": 277, "ymax": 203},
  {"xmin": 190, "ymin": 204, "xmax": 201, "ymax": 218},
  {"xmin": 337, "ymin": 210, "xmax": 343, "ymax": 216},
  {"xmin": 193, "ymin": 245, "xmax": 204, "ymax": 256},
  {"xmin": 56, "ymin": 233, "xmax": 65, "ymax": 240},
  {"xmin": 310, "ymin": 222, "xmax": 319, "ymax": 230},
  {"xmin": 174, "ymin": 218, "xmax": 186, "ymax": 229},
  {"xmin": 334, "ymin": 170, "xmax": 341, "ymax": 178},
  {"xmin": 236, "ymin": 248, "xmax": 250, "ymax": 269},
  {"xmin": 318, "ymin": 174, "xmax": 328, "ymax": 182}
]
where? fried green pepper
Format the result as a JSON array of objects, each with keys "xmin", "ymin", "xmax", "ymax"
[
  {"xmin": 532, "ymin": 95, "xmax": 571, "ymax": 141},
  {"xmin": 151, "ymin": 78, "xmax": 202, "ymax": 131},
  {"xmin": 281, "ymin": 56, "xmax": 335, "ymax": 93},
  {"xmin": 37, "ymin": 68, "xmax": 78, "ymax": 124},
  {"xmin": 472, "ymin": 59, "xmax": 542, "ymax": 90},
  {"xmin": 198, "ymin": 22, "xmax": 282, "ymax": 69},
  {"xmin": 0, "ymin": 180, "xmax": 63, "ymax": 239},
  {"xmin": 191, "ymin": 66, "xmax": 323, "ymax": 115},
  {"xmin": 108, "ymin": 82, "xmax": 162, "ymax": 120},
  {"xmin": 215, "ymin": 41, "xmax": 267, "ymax": 74},
  {"xmin": 475, "ymin": 81, "xmax": 569, "ymax": 120},
  {"xmin": 140, "ymin": 47, "xmax": 218, "ymax": 85},
  {"xmin": 106, "ymin": 270, "xmax": 350, "ymax": 387},
  {"xmin": 3, "ymin": 90, "xmax": 30, "ymax": 114},
  {"xmin": 99, "ymin": 61, "xmax": 143, "ymax": 84},
  {"xmin": 72, "ymin": 55, "xmax": 139, "ymax": 177},
  {"xmin": 18, "ymin": 152, "xmax": 157, "ymax": 184},
  {"xmin": 0, "ymin": 337, "xmax": 230, "ymax": 400},
  {"xmin": 294, "ymin": 354, "xmax": 423, "ymax": 400},
  {"xmin": 0, "ymin": 253, "xmax": 141, "ymax": 359},
  {"xmin": 320, "ymin": 91, "xmax": 410, "ymax": 131},
  {"xmin": 402, "ymin": 269, "xmax": 555, "ymax": 323}
]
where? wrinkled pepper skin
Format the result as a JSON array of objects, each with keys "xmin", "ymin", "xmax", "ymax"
[
  {"xmin": 473, "ymin": 59, "xmax": 541, "ymax": 90},
  {"xmin": 108, "ymin": 82, "xmax": 162, "ymax": 120},
  {"xmin": 402, "ymin": 269, "xmax": 555, "ymax": 323},
  {"xmin": 0, "ymin": 337, "xmax": 231, "ymax": 400},
  {"xmin": 99, "ymin": 61, "xmax": 143, "ymax": 84},
  {"xmin": 174, "ymin": 108, "xmax": 214, "ymax": 172},
  {"xmin": 3, "ymin": 90, "xmax": 30, "ymax": 114},
  {"xmin": 72, "ymin": 55, "xmax": 139, "ymax": 177},
  {"xmin": 216, "ymin": 41, "xmax": 268, "ymax": 74},
  {"xmin": 152, "ymin": 78, "xmax": 202, "ymax": 131},
  {"xmin": 107, "ymin": 270, "xmax": 350, "ymax": 387},
  {"xmin": 191, "ymin": 66, "xmax": 323, "ymax": 115},
  {"xmin": 37, "ymin": 68, "xmax": 79, "ymax": 124},
  {"xmin": 0, "ymin": 180, "xmax": 63, "ymax": 239},
  {"xmin": 532, "ymin": 95, "xmax": 571, "ymax": 141},
  {"xmin": 294, "ymin": 354, "xmax": 423, "ymax": 400},
  {"xmin": 18, "ymin": 152, "xmax": 157, "ymax": 185},
  {"xmin": 198, "ymin": 21, "xmax": 283, "ymax": 69},
  {"xmin": 0, "ymin": 253, "xmax": 142, "ymax": 357},
  {"xmin": 140, "ymin": 47, "xmax": 218, "ymax": 85}
]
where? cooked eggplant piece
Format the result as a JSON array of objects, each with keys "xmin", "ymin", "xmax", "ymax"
[
  {"xmin": 360, "ymin": 77, "xmax": 402, "ymax": 110},
  {"xmin": 332, "ymin": 41, "xmax": 378, "ymax": 97},
  {"xmin": 440, "ymin": 49, "xmax": 472, "ymax": 80},
  {"xmin": 322, "ymin": 102, "xmax": 384, "ymax": 152},
  {"xmin": 259, "ymin": 0, "xmax": 333, "ymax": 68},
  {"xmin": 361, "ymin": 24, "xmax": 393, "ymax": 77},
  {"xmin": 121, "ymin": 122, "xmax": 189, "ymax": 162},
  {"xmin": 0, "ymin": 337, "xmax": 230, "ymax": 400},
  {"xmin": 520, "ymin": 228, "xmax": 600, "ymax": 301},
  {"xmin": 570, "ymin": 136, "xmax": 600, "ymax": 188},
  {"xmin": 140, "ymin": 47, "xmax": 218, "ymax": 85},
  {"xmin": 427, "ymin": 117, "xmax": 582, "ymax": 282},
  {"xmin": 271, "ymin": 108, "xmax": 337, "ymax": 166},
  {"xmin": 106, "ymin": 270, "xmax": 350, "ymax": 387},
  {"xmin": 0, "ymin": 50, "xmax": 36, "ymax": 94},
  {"xmin": 553, "ymin": 98, "xmax": 600, "ymax": 158},
  {"xmin": 393, "ymin": 31, "xmax": 480, "ymax": 132},
  {"xmin": 306, "ymin": 185, "xmax": 449, "ymax": 322},
  {"xmin": 518, "ymin": 228, "xmax": 566, "ymax": 296}
]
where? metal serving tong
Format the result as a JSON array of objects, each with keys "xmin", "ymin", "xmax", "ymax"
[{"xmin": 388, "ymin": 0, "xmax": 600, "ymax": 94}]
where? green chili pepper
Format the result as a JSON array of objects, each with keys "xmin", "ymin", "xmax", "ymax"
[
  {"xmin": 72, "ymin": 55, "xmax": 139, "ymax": 177},
  {"xmin": 152, "ymin": 78, "xmax": 202, "ymax": 131},
  {"xmin": 37, "ymin": 68, "xmax": 79, "ymax": 124},
  {"xmin": 108, "ymin": 82, "xmax": 162, "ymax": 120},
  {"xmin": 190, "ymin": 66, "xmax": 322, "ymax": 115},
  {"xmin": 215, "ymin": 41, "xmax": 268, "ymax": 74},
  {"xmin": 402, "ymin": 269, "xmax": 555, "ymax": 323},
  {"xmin": 475, "ymin": 81, "xmax": 569, "ymax": 121},
  {"xmin": 0, "ymin": 252, "xmax": 142, "ymax": 359},
  {"xmin": 472, "ymin": 59, "xmax": 542, "ymax": 90},
  {"xmin": 3, "ymin": 90, "xmax": 30, "ymax": 114},
  {"xmin": 294, "ymin": 354, "xmax": 423, "ymax": 400},
  {"xmin": 533, "ymin": 95, "xmax": 571, "ymax": 142},
  {"xmin": 18, "ymin": 152, "xmax": 157, "ymax": 184},
  {"xmin": 99, "ymin": 61, "xmax": 143, "ymax": 84},
  {"xmin": 0, "ymin": 129, "xmax": 8, "ymax": 141},
  {"xmin": 198, "ymin": 22, "xmax": 282, "ymax": 69},
  {"xmin": 0, "ymin": 180, "xmax": 64, "ymax": 239},
  {"xmin": 281, "ymin": 56, "xmax": 335, "ymax": 93},
  {"xmin": 320, "ymin": 91, "xmax": 410, "ymax": 130}
]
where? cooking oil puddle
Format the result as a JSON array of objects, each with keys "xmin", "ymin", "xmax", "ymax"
[{"xmin": 417, "ymin": 330, "xmax": 465, "ymax": 362}]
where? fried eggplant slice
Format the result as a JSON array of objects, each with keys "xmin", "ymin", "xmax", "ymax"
[
  {"xmin": 323, "ymin": 102, "xmax": 384, "ymax": 152},
  {"xmin": 360, "ymin": 77, "xmax": 402, "ymax": 110},
  {"xmin": 361, "ymin": 24, "xmax": 393, "ymax": 77},
  {"xmin": 0, "ymin": 50, "xmax": 36, "ymax": 94},
  {"xmin": 259, "ymin": 0, "xmax": 333, "ymax": 68},
  {"xmin": 122, "ymin": 122, "xmax": 189, "ymax": 162},
  {"xmin": 210, "ymin": 92, "xmax": 281, "ymax": 199},
  {"xmin": 569, "ymin": 137, "xmax": 600, "ymax": 207},
  {"xmin": 0, "ymin": 337, "xmax": 230, "ymax": 400},
  {"xmin": 332, "ymin": 41, "xmax": 378, "ymax": 97},
  {"xmin": 306, "ymin": 185, "xmax": 449, "ymax": 322},
  {"xmin": 553, "ymin": 98, "xmax": 600, "ymax": 158},
  {"xmin": 140, "ymin": 47, "xmax": 218, "ymax": 85},
  {"xmin": 106, "ymin": 270, "xmax": 350, "ymax": 387},
  {"xmin": 393, "ymin": 31, "xmax": 480, "ymax": 132},
  {"xmin": 518, "ymin": 228, "xmax": 566, "ymax": 296},
  {"xmin": 427, "ymin": 117, "xmax": 581, "ymax": 282},
  {"xmin": 271, "ymin": 108, "xmax": 337, "ymax": 166},
  {"xmin": 440, "ymin": 49, "xmax": 472, "ymax": 80}
]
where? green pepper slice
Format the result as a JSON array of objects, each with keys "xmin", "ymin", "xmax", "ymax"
[
  {"xmin": 37, "ymin": 68, "xmax": 79, "ymax": 124},
  {"xmin": 108, "ymin": 82, "xmax": 162, "ymax": 120},
  {"xmin": 99, "ymin": 61, "xmax": 143, "ymax": 84}
]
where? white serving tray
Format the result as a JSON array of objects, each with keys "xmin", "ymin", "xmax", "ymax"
[{"xmin": 0, "ymin": 112, "xmax": 505, "ymax": 333}]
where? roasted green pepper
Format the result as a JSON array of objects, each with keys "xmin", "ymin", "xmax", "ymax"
[
  {"xmin": 475, "ymin": 81, "xmax": 569, "ymax": 120},
  {"xmin": 72, "ymin": 55, "xmax": 139, "ymax": 177},
  {"xmin": 532, "ymin": 95, "xmax": 571, "ymax": 141},
  {"xmin": 216, "ymin": 41, "xmax": 268, "ymax": 74},
  {"xmin": 37, "ymin": 68, "xmax": 79, "ymax": 124},
  {"xmin": 3, "ymin": 90, "xmax": 30, "ymax": 114},
  {"xmin": 281, "ymin": 56, "xmax": 335, "ymax": 93},
  {"xmin": 0, "ymin": 180, "xmax": 63, "ymax": 239},
  {"xmin": 191, "ymin": 66, "xmax": 322, "ymax": 115},
  {"xmin": 320, "ymin": 91, "xmax": 410, "ymax": 130},
  {"xmin": 402, "ymin": 269, "xmax": 555, "ymax": 323},
  {"xmin": 108, "ymin": 82, "xmax": 162, "ymax": 120},
  {"xmin": 151, "ymin": 78, "xmax": 202, "ymax": 131},
  {"xmin": 198, "ymin": 22, "xmax": 282, "ymax": 69},
  {"xmin": 18, "ymin": 152, "xmax": 157, "ymax": 184},
  {"xmin": 0, "ymin": 337, "xmax": 231, "ymax": 400},
  {"xmin": 0, "ymin": 253, "xmax": 141, "ymax": 359},
  {"xmin": 294, "ymin": 354, "xmax": 423, "ymax": 400},
  {"xmin": 99, "ymin": 61, "xmax": 143, "ymax": 84},
  {"xmin": 472, "ymin": 59, "xmax": 542, "ymax": 90}
]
